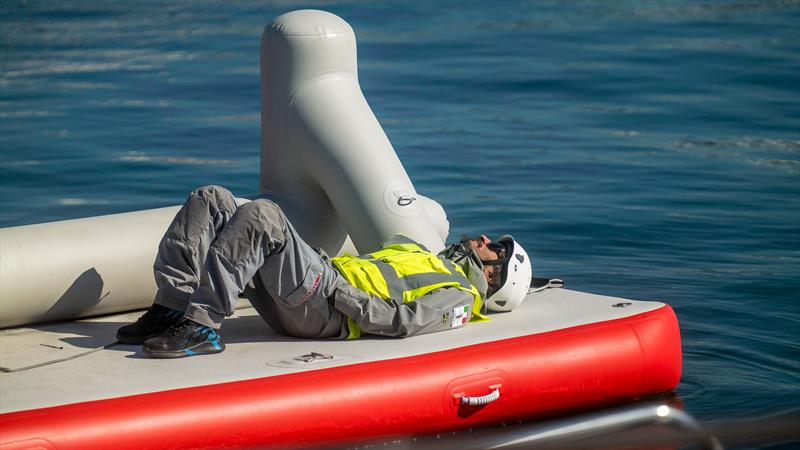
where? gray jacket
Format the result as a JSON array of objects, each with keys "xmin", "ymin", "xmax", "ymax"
[{"xmin": 330, "ymin": 236, "xmax": 490, "ymax": 338}]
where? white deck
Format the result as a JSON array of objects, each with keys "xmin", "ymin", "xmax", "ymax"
[{"xmin": 0, "ymin": 288, "xmax": 664, "ymax": 414}]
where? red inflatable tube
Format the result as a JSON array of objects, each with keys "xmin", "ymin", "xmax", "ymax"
[{"xmin": 0, "ymin": 306, "xmax": 681, "ymax": 450}]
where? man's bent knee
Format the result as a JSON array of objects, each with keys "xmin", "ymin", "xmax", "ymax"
[
  {"xmin": 230, "ymin": 199, "xmax": 289, "ymax": 245},
  {"xmin": 190, "ymin": 185, "xmax": 235, "ymax": 205},
  {"xmin": 237, "ymin": 198, "xmax": 285, "ymax": 222},
  {"xmin": 207, "ymin": 199, "xmax": 289, "ymax": 267}
]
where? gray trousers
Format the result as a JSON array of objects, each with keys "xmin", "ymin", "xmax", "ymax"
[{"xmin": 152, "ymin": 185, "xmax": 347, "ymax": 339}]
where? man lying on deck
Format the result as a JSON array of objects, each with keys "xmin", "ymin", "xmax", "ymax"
[{"xmin": 117, "ymin": 185, "xmax": 532, "ymax": 358}]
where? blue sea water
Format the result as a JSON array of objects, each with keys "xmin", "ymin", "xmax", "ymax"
[{"xmin": 1, "ymin": 0, "xmax": 798, "ymax": 446}]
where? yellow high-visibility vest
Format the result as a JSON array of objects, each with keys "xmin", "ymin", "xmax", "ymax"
[{"xmin": 331, "ymin": 239, "xmax": 488, "ymax": 339}]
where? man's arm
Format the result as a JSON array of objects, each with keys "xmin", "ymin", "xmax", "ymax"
[{"xmin": 333, "ymin": 284, "xmax": 477, "ymax": 338}]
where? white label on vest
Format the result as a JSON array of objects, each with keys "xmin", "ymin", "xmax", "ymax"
[{"xmin": 450, "ymin": 305, "xmax": 470, "ymax": 328}]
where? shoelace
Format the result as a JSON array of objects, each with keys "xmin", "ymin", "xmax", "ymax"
[
  {"xmin": 166, "ymin": 320, "xmax": 194, "ymax": 337},
  {"xmin": 166, "ymin": 320, "xmax": 216, "ymax": 341}
]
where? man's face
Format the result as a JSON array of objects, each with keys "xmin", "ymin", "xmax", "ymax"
[{"xmin": 467, "ymin": 235, "xmax": 504, "ymax": 288}]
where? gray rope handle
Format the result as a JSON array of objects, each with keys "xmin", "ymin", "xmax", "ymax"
[
  {"xmin": 460, "ymin": 387, "xmax": 500, "ymax": 406},
  {"xmin": 529, "ymin": 277, "xmax": 564, "ymax": 293}
]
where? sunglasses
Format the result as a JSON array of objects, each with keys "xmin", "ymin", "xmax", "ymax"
[
  {"xmin": 487, "ymin": 242, "xmax": 506, "ymax": 260},
  {"xmin": 481, "ymin": 241, "xmax": 510, "ymax": 292}
]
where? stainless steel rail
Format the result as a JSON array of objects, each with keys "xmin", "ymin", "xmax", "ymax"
[
  {"xmin": 480, "ymin": 404, "xmax": 723, "ymax": 450},
  {"xmin": 333, "ymin": 403, "xmax": 727, "ymax": 450}
]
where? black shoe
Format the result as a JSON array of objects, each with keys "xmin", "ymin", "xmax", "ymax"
[
  {"xmin": 116, "ymin": 304, "xmax": 184, "ymax": 345},
  {"xmin": 142, "ymin": 318, "xmax": 225, "ymax": 358}
]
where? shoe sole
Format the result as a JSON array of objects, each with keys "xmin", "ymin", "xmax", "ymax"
[{"xmin": 143, "ymin": 340, "xmax": 226, "ymax": 359}]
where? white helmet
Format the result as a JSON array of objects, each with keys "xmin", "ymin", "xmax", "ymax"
[{"xmin": 484, "ymin": 236, "xmax": 532, "ymax": 312}]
